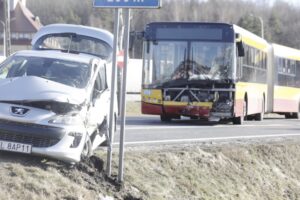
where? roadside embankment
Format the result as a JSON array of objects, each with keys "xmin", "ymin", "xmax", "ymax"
[{"xmin": 1, "ymin": 138, "xmax": 300, "ymax": 199}]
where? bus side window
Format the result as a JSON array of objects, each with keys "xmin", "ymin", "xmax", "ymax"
[{"xmin": 236, "ymin": 41, "xmax": 245, "ymax": 57}]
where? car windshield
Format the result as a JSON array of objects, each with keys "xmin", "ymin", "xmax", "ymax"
[
  {"xmin": 33, "ymin": 34, "xmax": 112, "ymax": 61},
  {"xmin": 0, "ymin": 55, "xmax": 91, "ymax": 88}
]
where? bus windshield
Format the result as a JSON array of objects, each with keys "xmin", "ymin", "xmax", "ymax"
[{"xmin": 143, "ymin": 40, "xmax": 234, "ymax": 87}]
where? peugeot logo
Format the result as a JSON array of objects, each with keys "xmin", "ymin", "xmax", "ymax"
[{"xmin": 11, "ymin": 106, "xmax": 30, "ymax": 117}]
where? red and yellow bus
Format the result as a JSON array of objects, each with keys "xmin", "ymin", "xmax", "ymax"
[
  {"xmin": 140, "ymin": 22, "xmax": 298, "ymax": 124},
  {"xmin": 269, "ymin": 44, "xmax": 300, "ymax": 118}
]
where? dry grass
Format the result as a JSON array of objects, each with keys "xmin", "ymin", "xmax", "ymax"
[
  {"xmin": 126, "ymin": 101, "xmax": 141, "ymax": 116},
  {"xmin": 108, "ymin": 139, "xmax": 300, "ymax": 200},
  {"xmin": 1, "ymin": 139, "xmax": 300, "ymax": 199}
]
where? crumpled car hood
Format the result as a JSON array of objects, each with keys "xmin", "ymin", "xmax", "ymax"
[{"xmin": 0, "ymin": 76, "xmax": 87, "ymax": 105}]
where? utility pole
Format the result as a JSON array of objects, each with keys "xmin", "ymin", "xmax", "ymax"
[{"xmin": 4, "ymin": 0, "xmax": 11, "ymax": 56}]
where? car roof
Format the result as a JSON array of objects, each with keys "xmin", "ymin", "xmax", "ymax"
[
  {"xmin": 32, "ymin": 24, "xmax": 114, "ymax": 48},
  {"xmin": 12, "ymin": 50, "xmax": 99, "ymax": 64}
]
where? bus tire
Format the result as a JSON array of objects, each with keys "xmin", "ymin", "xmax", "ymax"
[
  {"xmin": 285, "ymin": 113, "xmax": 293, "ymax": 119},
  {"xmin": 160, "ymin": 114, "xmax": 172, "ymax": 122},
  {"xmin": 255, "ymin": 99, "xmax": 264, "ymax": 121},
  {"xmin": 233, "ymin": 100, "xmax": 246, "ymax": 125},
  {"xmin": 296, "ymin": 113, "xmax": 300, "ymax": 119},
  {"xmin": 232, "ymin": 116, "xmax": 243, "ymax": 125},
  {"xmin": 291, "ymin": 103, "xmax": 300, "ymax": 119}
]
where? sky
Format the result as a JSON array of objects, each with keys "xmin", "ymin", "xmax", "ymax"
[{"xmin": 260, "ymin": 0, "xmax": 299, "ymax": 6}]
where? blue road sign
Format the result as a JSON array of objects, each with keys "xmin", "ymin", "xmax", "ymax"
[{"xmin": 93, "ymin": 0, "xmax": 161, "ymax": 8}]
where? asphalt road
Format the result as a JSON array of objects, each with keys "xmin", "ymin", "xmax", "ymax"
[{"xmin": 114, "ymin": 114, "xmax": 300, "ymax": 145}]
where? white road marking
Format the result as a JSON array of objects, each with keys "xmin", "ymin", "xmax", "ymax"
[
  {"xmin": 124, "ymin": 123, "xmax": 290, "ymax": 130},
  {"xmin": 113, "ymin": 133, "xmax": 300, "ymax": 145}
]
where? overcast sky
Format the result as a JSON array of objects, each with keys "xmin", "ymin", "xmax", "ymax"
[{"xmin": 262, "ymin": 0, "xmax": 299, "ymax": 6}]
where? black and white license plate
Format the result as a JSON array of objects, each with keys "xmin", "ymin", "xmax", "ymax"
[{"xmin": 0, "ymin": 140, "xmax": 32, "ymax": 154}]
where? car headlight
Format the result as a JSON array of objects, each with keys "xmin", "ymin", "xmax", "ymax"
[{"xmin": 48, "ymin": 113, "xmax": 83, "ymax": 125}]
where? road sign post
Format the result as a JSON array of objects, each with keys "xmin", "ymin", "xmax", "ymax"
[
  {"xmin": 93, "ymin": 0, "xmax": 161, "ymax": 183},
  {"xmin": 118, "ymin": 8, "xmax": 130, "ymax": 183},
  {"xmin": 106, "ymin": 8, "xmax": 120, "ymax": 177}
]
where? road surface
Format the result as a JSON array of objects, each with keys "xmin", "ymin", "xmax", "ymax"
[{"xmin": 114, "ymin": 114, "xmax": 300, "ymax": 145}]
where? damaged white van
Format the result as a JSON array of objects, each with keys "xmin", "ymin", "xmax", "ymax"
[{"xmin": 0, "ymin": 24, "xmax": 117, "ymax": 163}]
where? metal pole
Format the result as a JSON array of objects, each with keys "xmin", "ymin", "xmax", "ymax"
[
  {"xmin": 0, "ymin": 21, "xmax": 5, "ymax": 57},
  {"xmin": 118, "ymin": 8, "xmax": 130, "ymax": 183},
  {"xmin": 106, "ymin": 8, "xmax": 120, "ymax": 177},
  {"xmin": 4, "ymin": 0, "xmax": 11, "ymax": 56}
]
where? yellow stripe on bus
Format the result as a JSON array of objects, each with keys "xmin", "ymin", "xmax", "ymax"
[
  {"xmin": 163, "ymin": 101, "xmax": 213, "ymax": 107},
  {"xmin": 274, "ymin": 86, "xmax": 300, "ymax": 100},
  {"xmin": 141, "ymin": 89, "xmax": 163, "ymax": 105},
  {"xmin": 235, "ymin": 82, "xmax": 268, "ymax": 100},
  {"xmin": 163, "ymin": 101, "xmax": 188, "ymax": 106},
  {"xmin": 242, "ymin": 37, "xmax": 268, "ymax": 51},
  {"xmin": 191, "ymin": 102, "xmax": 213, "ymax": 107}
]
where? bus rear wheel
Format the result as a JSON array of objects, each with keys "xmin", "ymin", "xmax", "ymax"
[
  {"xmin": 290, "ymin": 103, "xmax": 300, "ymax": 119},
  {"xmin": 255, "ymin": 99, "xmax": 264, "ymax": 121},
  {"xmin": 285, "ymin": 113, "xmax": 293, "ymax": 119}
]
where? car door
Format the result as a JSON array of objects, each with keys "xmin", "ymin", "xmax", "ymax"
[{"xmin": 86, "ymin": 63, "xmax": 110, "ymax": 136}]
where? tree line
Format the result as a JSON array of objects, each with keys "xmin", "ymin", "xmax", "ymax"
[{"xmin": 27, "ymin": 0, "xmax": 300, "ymax": 58}]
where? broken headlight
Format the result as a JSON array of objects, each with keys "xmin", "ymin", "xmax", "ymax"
[
  {"xmin": 48, "ymin": 113, "xmax": 83, "ymax": 125},
  {"xmin": 69, "ymin": 132, "xmax": 83, "ymax": 148}
]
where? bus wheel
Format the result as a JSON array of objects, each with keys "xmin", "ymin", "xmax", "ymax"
[
  {"xmin": 295, "ymin": 110, "xmax": 300, "ymax": 119},
  {"xmin": 285, "ymin": 113, "xmax": 293, "ymax": 119},
  {"xmin": 291, "ymin": 103, "xmax": 300, "ymax": 119},
  {"xmin": 160, "ymin": 114, "xmax": 172, "ymax": 122},
  {"xmin": 255, "ymin": 100, "xmax": 264, "ymax": 121},
  {"xmin": 232, "ymin": 116, "xmax": 243, "ymax": 125},
  {"xmin": 233, "ymin": 100, "xmax": 246, "ymax": 125}
]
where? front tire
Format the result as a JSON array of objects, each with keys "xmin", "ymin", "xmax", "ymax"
[
  {"xmin": 232, "ymin": 115, "xmax": 244, "ymax": 125},
  {"xmin": 160, "ymin": 114, "xmax": 172, "ymax": 122},
  {"xmin": 233, "ymin": 99, "xmax": 246, "ymax": 125},
  {"xmin": 81, "ymin": 134, "xmax": 92, "ymax": 160}
]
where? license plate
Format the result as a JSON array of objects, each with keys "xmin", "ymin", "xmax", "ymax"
[{"xmin": 0, "ymin": 140, "xmax": 32, "ymax": 154}]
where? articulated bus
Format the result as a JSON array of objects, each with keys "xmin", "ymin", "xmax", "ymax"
[
  {"xmin": 270, "ymin": 44, "xmax": 300, "ymax": 118},
  {"xmin": 141, "ymin": 22, "xmax": 300, "ymax": 124}
]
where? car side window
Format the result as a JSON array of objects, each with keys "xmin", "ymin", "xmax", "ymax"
[
  {"xmin": 99, "ymin": 64, "xmax": 108, "ymax": 90},
  {"xmin": 92, "ymin": 65, "xmax": 107, "ymax": 100}
]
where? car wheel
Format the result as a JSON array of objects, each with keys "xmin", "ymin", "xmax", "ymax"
[{"xmin": 81, "ymin": 134, "xmax": 92, "ymax": 160}]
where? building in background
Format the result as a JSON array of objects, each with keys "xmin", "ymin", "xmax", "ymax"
[{"xmin": 0, "ymin": 0, "xmax": 42, "ymax": 55}]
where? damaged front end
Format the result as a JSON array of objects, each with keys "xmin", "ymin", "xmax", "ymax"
[
  {"xmin": 161, "ymin": 82, "xmax": 235, "ymax": 121},
  {"xmin": 0, "ymin": 99, "xmax": 89, "ymax": 163}
]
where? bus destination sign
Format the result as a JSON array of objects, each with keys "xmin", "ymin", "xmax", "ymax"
[{"xmin": 93, "ymin": 0, "xmax": 161, "ymax": 8}]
